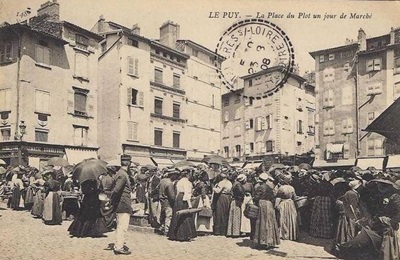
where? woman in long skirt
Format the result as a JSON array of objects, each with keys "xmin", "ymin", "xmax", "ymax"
[
  {"xmin": 253, "ymin": 173, "xmax": 280, "ymax": 248},
  {"xmin": 241, "ymin": 176, "xmax": 254, "ymax": 235},
  {"xmin": 168, "ymin": 169, "xmax": 197, "ymax": 241},
  {"xmin": 192, "ymin": 175, "xmax": 212, "ymax": 233},
  {"xmin": 276, "ymin": 175, "xmax": 298, "ymax": 241},
  {"xmin": 68, "ymin": 179, "xmax": 108, "ymax": 237},
  {"xmin": 212, "ymin": 171, "xmax": 232, "ymax": 236},
  {"xmin": 10, "ymin": 173, "xmax": 24, "ymax": 210},
  {"xmin": 42, "ymin": 171, "xmax": 62, "ymax": 225},
  {"xmin": 227, "ymin": 174, "xmax": 246, "ymax": 237},
  {"xmin": 31, "ymin": 179, "xmax": 46, "ymax": 217}
]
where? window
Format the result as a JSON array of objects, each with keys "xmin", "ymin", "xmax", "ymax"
[
  {"xmin": 343, "ymin": 143, "xmax": 350, "ymax": 159},
  {"xmin": 224, "ymin": 111, "xmax": 229, "ymax": 122},
  {"xmin": 224, "ymin": 146, "xmax": 229, "ymax": 157},
  {"xmin": 323, "ymin": 120, "xmax": 335, "ymax": 136},
  {"xmin": 173, "ymin": 103, "xmax": 180, "ymax": 118},
  {"xmin": 235, "ymin": 145, "xmax": 241, "ymax": 157},
  {"xmin": 342, "ymin": 85, "xmax": 353, "ymax": 105},
  {"xmin": 128, "ymin": 38, "xmax": 139, "ymax": 48},
  {"xmin": 234, "ymin": 126, "xmax": 241, "ymax": 137},
  {"xmin": 36, "ymin": 45, "xmax": 50, "ymax": 65},
  {"xmin": 341, "ymin": 118, "xmax": 353, "ymax": 134},
  {"xmin": 368, "ymin": 112, "xmax": 375, "ymax": 124},
  {"xmin": 173, "ymin": 74, "xmax": 180, "ymax": 88},
  {"xmin": 297, "ymin": 120, "xmax": 303, "ymax": 134},
  {"xmin": 0, "ymin": 88, "xmax": 11, "ymax": 111},
  {"xmin": 250, "ymin": 143, "xmax": 254, "ymax": 153},
  {"xmin": 173, "ymin": 132, "xmax": 180, "ymax": 148},
  {"xmin": 323, "ymin": 68, "xmax": 334, "ymax": 82},
  {"xmin": 37, "ymin": 113, "xmax": 48, "ymax": 127},
  {"xmin": 74, "ymin": 89, "xmax": 88, "ymax": 116},
  {"xmin": 319, "ymin": 55, "xmax": 325, "ymax": 63},
  {"xmin": 0, "ymin": 42, "xmax": 12, "ymax": 63},
  {"xmin": 367, "ymin": 81, "xmax": 382, "ymax": 96},
  {"xmin": 75, "ymin": 34, "xmax": 89, "ymax": 50},
  {"xmin": 127, "ymin": 121, "xmax": 138, "ymax": 141},
  {"xmin": 75, "ymin": 52, "xmax": 89, "ymax": 79},
  {"xmin": 223, "ymin": 98, "xmax": 230, "ymax": 107},
  {"xmin": 154, "ymin": 98, "xmax": 163, "ymax": 115},
  {"xmin": 35, "ymin": 90, "xmax": 50, "ymax": 113},
  {"xmin": 154, "ymin": 68, "xmax": 163, "ymax": 83},
  {"xmin": 35, "ymin": 129, "xmax": 49, "ymax": 142},
  {"xmin": 266, "ymin": 115, "xmax": 272, "ymax": 129},
  {"xmin": 266, "ymin": 140, "xmax": 274, "ymax": 152},
  {"xmin": 328, "ymin": 53, "xmax": 335, "ymax": 61},
  {"xmin": 368, "ymin": 138, "xmax": 384, "ymax": 156},
  {"xmin": 0, "ymin": 127, "xmax": 10, "ymax": 141},
  {"xmin": 73, "ymin": 126, "xmax": 88, "ymax": 146},
  {"xmin": 246, "ymin": 118, "xmax": 254, "ymax": 129},
  {"xmin": 234, "ymin": 95, "xmax": 241, "ymax": 104},
  {"xmin": 323, "ymin": 89, "xmax": 334, "ymax": 108},
  {"xmin": 248, "ymin": 79, "xmax": 252, "ymax": 87},
  {"xmin": 127, "ymin": 88, "xmax": 144, "ymax": 106},
  {"xmin": 128, "ymin": 56, "xmax": 139, "ymax": 77},
  {"xmin": 366, "ymin": 58, "xmax": 382, "ymax": 72},
  {"xmin": 296, "ymin": 98, "xmax": 303, "ymax": 111},
  {"xmin": 154, "ymin": 129, "xmax": 163, "ymax": 146}
]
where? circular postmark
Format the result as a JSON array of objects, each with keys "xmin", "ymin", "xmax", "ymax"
[{"xmin": 215, "ymin": 18, "xmax": 295, "ymax": 98}]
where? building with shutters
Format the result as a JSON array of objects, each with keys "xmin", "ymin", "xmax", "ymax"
[
  {"xmin": 93, "ymin": 18, "xmax": 223, "ymax": 166},
  {"xmin": 310, "ymin": 27, "xmax": 400, "ymax": 169},
  {"xmin": 221, "ymin": 68, "xmax": 316, "ymax": 164},
  {"xmin": 0, "ymin": 0, "xmax": 103, "ymax": 167}
]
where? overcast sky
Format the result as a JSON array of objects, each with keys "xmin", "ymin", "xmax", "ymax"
[{"xmin": 1, "ymin": 0, "xmax": 399, "ymax": 75}]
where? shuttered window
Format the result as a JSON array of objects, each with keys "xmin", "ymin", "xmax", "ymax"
[
  {"xmin": 73, "ymin": 127, "xmax": 88, "ymax": 146},
  {"xmin": 173, "ymin": 74, "xmax": 180, "ymax": 88},
  {"xmin": 173, "ymin": 103, "xmax": 180, "ymax": 118},
  {"xmin": 154, "ymin": 98, "xmax": 163, "ymax": 115},
  {"xmin": 1, "ymin": 127, "xmax": 11, "ymax": 141},
  {"xmin": 266, "ymin": 140, "xmax": 274, "ymax": 152},
  {"xmin": 0, "ymin": 42, "xmax": 12, "ymax": 63},
  {"xmin": 75, "ymin": 34, "xmax": 89, "ymax": 50},
  {"xmin": 173, "ymin": 132, "xmax": 180, "ymax": 148},
  {"xmin": 74, "ymin": 92, "xmax": 87, "ymax": 114},
  {"xmin": 75, "ymin": 52, "xmax": 88, "ymax": 79},
  {"xmin": 127, "ymin": 121, "xmax": 138, "ymax": 141},
  {"xmin": 154, "ymin": 68, "xmax": 163, "ymax": 83},
  {"xmin": 35, "ymin": 90, "xmax": 50, "ymax": 113},
  {"xmin": 154, "ymin": 129, "xmax": 163, "ymax": 146},
  {"xmin": 0, "ymin": 89, "xmax": 11, "ymax": 111},
  {"xmin": 36, "ymin": 45, "xmax": 50, "ymax": 65},
  {"xmin": 128, "ymin": 56, "xmax": 139, "ymax": 76},
  {"xmin": 35, "ymin": 130, "xmax": 48, "ymax": 142}
]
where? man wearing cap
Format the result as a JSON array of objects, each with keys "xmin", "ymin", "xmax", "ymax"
[
  {"xmin": 158, "ymin": 168, "xmax": 178, "ymax": 235},
  {"xmin": 108, "ymin": 157, "xmax": 133, "ymax": 255},
  {"xmin": 146, "ymin": 168, "xmax": 161, "ymax": 227}
]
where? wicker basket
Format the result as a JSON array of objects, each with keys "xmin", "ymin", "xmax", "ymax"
[{"xmin": 294, "ymin": 196, "xmax": 308, "ymax": 209}]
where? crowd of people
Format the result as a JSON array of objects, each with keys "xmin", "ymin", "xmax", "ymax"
[{"xmin": 2, "ymin": 157, "xmax": 400, "ymax": 259}]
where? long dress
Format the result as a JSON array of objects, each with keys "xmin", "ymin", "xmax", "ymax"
[
  {"xmin": 227, "ymin": 181, "xmax": 245, "ymax": 237},
  {"xmin": 212, "ymin": 178, "xmax": 232, "ymax": 236},
  {"xmin": 253, "ymin": 182, "xmax": 280, "ymax": 247},
  {"xmin": 42, "ymin": 179, "xmax": 62, "ymax": 225},
  {"xmin": 192, "ymin": 181, "xmax": 213, "ymax": 233},
  {"xmin": 276, "ymin": 184, "xmax": 298, "ymax": 241},
  {"xmin": 309, "ymin": 181, "xmax": 334, "ymax": 239},
  {"xmin": 241, "ymin": 182, "xmax": 254, "ymax": 234},
  {"xmin": 167, "ymin": 177, "xmax": 197, "ymax": 241},
  {"xmin": 68, "ymin": 180, "xmax": 108, "ymax": 237},
  {"xmin": 99, "ymin": 174, "xmax": 116, "ymax": 230},
  {"xmin": 10, "ymin": 177, "xmax": 24, "ymax": 210}
]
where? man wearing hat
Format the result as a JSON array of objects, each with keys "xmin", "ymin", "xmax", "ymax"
[
  {"xmin": 158, "ymin": 168, "xmax": 179, "ymax": 235},
  {"xmin": 108, "ymin": 156, "xmax": 132, "ymax": 255}
]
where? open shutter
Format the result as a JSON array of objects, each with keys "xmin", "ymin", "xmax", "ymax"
[
  {"xmin": 224, "ymin": 111, "xmax": 229, "ymax": 122},
  {"xmin": 374, "ymin": 58, "xmax": 381, "ymax": 71},
  {"xmin": 67, "ymin": 89, "xmax": 74, "ymax": 114},
  {"xmin": 343, "ymin": 143, "xmax": 350, "ymax": 159},
  {"xmin": 260, "ymin": 117, "xmax": 266, "ymax": 130},
  {"xmin": 128, "ymin": 56, "xmax": 134, "ymax": 75},
  {"xmin": 138, "ymin": 91, "xmax": 144, "ymax": 107},
  {"xmin": 87, "ymin": 94, "xmax": 94, "ymax": 116},
  {"xmin": 245, "ymin": 144, "xmax": 250, "ymax": 155},
  {"xmin": 244, "ymin": 97, "xmax": 249, "ymax": 106},
  {"xmin": 127, "ymin": 122, "xmax": 133, "ymax": 140},
  {"xmin": 367, "ymin": 60, "xmax": 374, "ymax": 72},
  {"xmin": 127, "ymin": 88, "xmax": 132, "ymax": 105},
  {"xmin": 261, "ymin": 142, "xmax": 266, "ymax": 153},
  {"xmin": 341, "ymin": 119, "xmax": 347, "ymax": 134},
  {"xmin": 245, "ymin": 120, "xmax": 250, "ymax": 129},
  {"xmin": 135, "ymin": 58, "xmax": 139, "ymax": 76}
]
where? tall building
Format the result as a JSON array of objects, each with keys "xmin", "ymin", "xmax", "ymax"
[
  {"xmin": 310, "ymin": 27, "xmax": 400, "ymax": 169},
  {"xmin": 0, "ymin": 0, "xmax": 103, "ymax": 168},
  {"xmin": 93, "ymin": 18, "xmax": 222, "ymax": 166},
  {"xmin": 221, "ymin": 68, "xmax": 316, "ymax": 165}
]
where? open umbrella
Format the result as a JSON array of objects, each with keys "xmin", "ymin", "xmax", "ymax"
[
  {"xmin": 268, "ymin": 163, "xmax": 286, "ymax": 172},
  {"xmin": 141, "ymin": 164, "xmax": 158, "ymax": 171},
  {"xmin": 0, "ymin": 166, "xmax": 6, "ymax": 175},
  {"xmin": 172, "ymin": 160, "xmax": 195, "ymax": 170},
  {"xmin": 299, "ymin": 163, "xmax": 312, "ymax": 170},
  {"xmin": 0, "ymin": 159, "xmax": 6, "ymax": 165},
  {"xmin": 202, "ymin": 154, "xmax": 228, "ymax": 165},
  {"xmin": 47, "ymin": 157, "xmax": 70, "ymax": 167},
  {"xmin": 72, "ymin": 159, "xmax": 108, "ymax": 184}
]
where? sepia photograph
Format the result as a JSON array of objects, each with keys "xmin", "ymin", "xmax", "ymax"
[{"xmin": 0, "ymin": 0, "xmax": 399, "ymax": 259}]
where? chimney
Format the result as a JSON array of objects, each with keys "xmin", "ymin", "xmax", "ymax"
[
  {"xmin": 131, "ymin": 23, "xmax": 140, "ymax": 35},
  {"xmin": 37, "ymin": 0, "xmax": 60, "ymax": 21},
  {"xmin": 357, "ymin": 28, "xmax": 366, "ymax": 51},
  {"xmin": 97, "ymin": 15, "xmax": 105, "ymax": 33},
  {"xmin": 159, "ymin": 20, "xmax": 180, "ymax": 49}
]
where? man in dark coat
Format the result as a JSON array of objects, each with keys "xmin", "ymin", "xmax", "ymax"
[
  {"xmin": 108, "ymin": 157, "xmax": 133, "ymax": 255},
  {"xmin": 158, "ymin": 168, "xmax": 178, "ymax": 235},
  {"xmin": 146, "ymin": 168, "xmax": 161, "ymax": 227}
]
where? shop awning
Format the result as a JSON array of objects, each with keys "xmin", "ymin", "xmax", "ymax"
[
  {"xmin": 313, "ymin": 159, "xmax": 355, "ymax": 168},
  {"xmin": 386, "ymin": 155, "xmax": 400, "ymax": 169},
  {"xmin": 230, "ymin": 162, "xmax": 244, "ymax": 168},
  {"xmin": 132, "ymin": 156, "xmax": 155, "ymax": 166},
  {"xmin": 356, "ymin": 157, "xmax": 385, "ymax": 170},
  {"xmin": 244, "ymin": 161, "xmax": 263, "ymax": 170},
  {"xmin": 65, "ymin": 148, "xmax": 98, "ymax": 165},
  {"xmin": 152, "ymin": 158, "xmax": 174, "ymax": 169},
  {"xmin": 365, "ymin": 98, "xmax": 400, "ymax": 144},
  {"xmin": 327, "ymin": 143, "xmax": 344, "ymax": 153}
]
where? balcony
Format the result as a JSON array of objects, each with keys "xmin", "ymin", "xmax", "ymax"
[
  {"xmin": 150, "ymin": 81, "xmax": 185, "ymax": 95},
  {"xmin": 150, "ymin": 113, "xmax": 186, "ymax": 123}
]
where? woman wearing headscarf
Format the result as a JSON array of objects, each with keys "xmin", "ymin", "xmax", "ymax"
[
  {"xmin": 42, "ymin": 170, "xmax": 63, "ymax": 225},
  {"xmin": 192, "ymin": 170, "xmax": 212, "ymax": 233},
  {"xmin": 68, "ymin": 179, "xmax": 108, "ymax": 237},
  {"xmin": 31, "ymin": 172, "xmax": 46, "ymax": 218},
  {"xmin": 227, "ymin": 173, "xmax": 246, "ymax": 237},
  {"xmin": 24, "ymin": 168, "xmax": 38, "ymax": 210},
  {"xmin": 253, "ymin": 172, "xmax": 280, "ymax": 248},
  {"xmin": 275, "ymin": 174, "xmax": 298, "ymax": 241},
  {"xmin": 167, "ymin": 169, "xmax": 197, "ymax": 241},
  {"xmin": 212, "ymin": 170, "xmax": 232, "ymax": 236}
]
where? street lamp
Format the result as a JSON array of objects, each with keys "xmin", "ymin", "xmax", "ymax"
[{"xmin": 19, "ymin": 120, "xmax": 26, "ymax": 140}]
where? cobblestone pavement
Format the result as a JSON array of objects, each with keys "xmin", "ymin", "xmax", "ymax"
[{"xmin": 0, "ymin": 202, "xmax": 337, "ymax": 260}]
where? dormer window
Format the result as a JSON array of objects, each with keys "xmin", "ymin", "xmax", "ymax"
[{"xmin": 75, "ymin": 34, "xmax": 89, "ymax": 50}]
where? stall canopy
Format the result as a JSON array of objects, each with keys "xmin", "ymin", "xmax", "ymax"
[
  {"xmin": 244, "ymin": 161, "xmax": 263, "ymax": 170},
  {"xmin": 132, "ymin": 156, "xmax": 155, "ymax": 166},
  {"xmin": 313, "ymin": 159, "xmax": 355, "ymax": 168},
  {"xmin": 386, "ymin": 155, "xmax": 400, "ymax": 169},
  {"xmin": 365, "ymin": 98, "xmax": 400, "ymax": 144},
  {"xmin": 152, "ymin": 158, "xmax": 174, "ymax": 169},
  {"xmin": 65, "ymin": 148, "xmax": 98, "ymax": 165},
  {"xmin": 326, "ymin": 143, "xmax": 344, "ymax": 153},
  {"xmin": 356, "ymin": 157, "xmax": 385, "ymax": 170}
]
